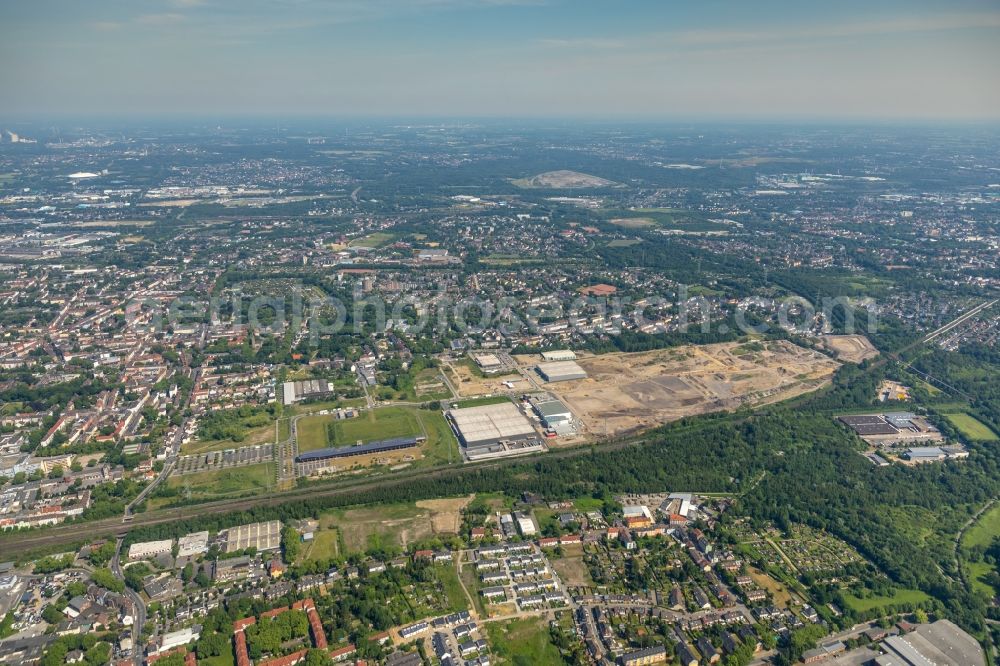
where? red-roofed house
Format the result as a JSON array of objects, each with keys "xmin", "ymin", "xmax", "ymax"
[
  {"xmin": 257, "ymin": 648, "xmax": 308, "ymax": 666},
  {"xmin": 329, "ymin": 645, "xmax": 357, "ymax": 663}
]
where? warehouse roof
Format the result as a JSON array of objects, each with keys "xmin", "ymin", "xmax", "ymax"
[
  {"xmin": 449, "ymin": 402, "xmax": 535, "ymax": 445},
  {"xmin": 536, "ymin": 360, "xmax": 587, "ymax": 382},
  {"xmin": 541, "ymin": 350, "xmax": 577, "ymax": 361},
  {"xmin": 905, "ymin": 447, "xmax": 946, "ymax": 458},
  {"xmin": 840, "ymin": 414, "xmax": 887, "ymax": 425},
  {"xmin": 887, "ymin": 619, "xmax": 985, "ymax": 666},
  {"xmin": 534, "ymin": 399, "xmax": 571, "ymax": 418}
]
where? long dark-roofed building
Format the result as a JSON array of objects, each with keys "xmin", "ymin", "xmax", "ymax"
[
  {"xmin": 296, "ymin": 436, "xmax": 424, "ymax": 463},
  {"xmin": 839, "ymin": 414, "xmax": 899, "ymax": 436}
]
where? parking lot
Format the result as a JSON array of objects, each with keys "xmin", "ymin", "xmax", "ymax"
[{"xmin": 174, "ymin": 444, "xmax": 274, "ymax": 475}]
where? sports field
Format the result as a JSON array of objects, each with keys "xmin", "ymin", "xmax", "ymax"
[
  {"xmin": 329, "ymin": 407, "xmax": 423, "ymax": 445},
  {"xmin": 348, "ymin": 232, "xmax": 394, "ymax": 248},
  {"xmin": 297, "ymin": 406, "xmax": 423, "ymax": 452},
  {"xmin": 295, "ymin": 415, "xmax": 332, "ymax": 453},
  {"xmin": 296, "ymin": 406, "xmax": 457, "ymax": 467}
]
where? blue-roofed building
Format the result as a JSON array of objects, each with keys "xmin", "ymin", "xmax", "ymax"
[{"xmin": 295, "ymin": 435, "xmax": 424, "ymax": 463}]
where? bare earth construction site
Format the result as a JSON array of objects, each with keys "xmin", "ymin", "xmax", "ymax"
[{"xmin": 543, "ymin": 340, "xmax": 840, "ymax": 437}]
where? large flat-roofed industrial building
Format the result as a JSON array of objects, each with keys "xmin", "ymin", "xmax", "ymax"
[
  {"xmin": 447, "ymin": 402, "xmax": 543, "ymax": 461},
  {"xmin": 449, "ymin": 402, "xmax": 536, "ymax": 447},
  {"xmin": 283, "ymin": 379, "xmax": 333, "ymax": 405},
  {"xmin": 220, "ymin": 520, "xmax": 282, "ymax": 553},
  {"xmin": 128, "ymin": 539, "xmax": 174, "ymax": 561},
  {"xmin": 536, "ymin": 360, "xmax": 587, "ymax": 383},
  {"xmin": 177, "ymin": 531, "xmax": 209, "ymax": 558},
  {"xmin": 533, "ymin": 398, "xmax": 574, "ymax": 434},
  {"xmin": 839, "ymin": 414, "xmax": 899, "ymax": 436},
  {"xmin": 541, "ymin": 350, "xmax": 577, "ymax": 362},
  {"xmin": 838, "ymin": 413, "xmax": 945, "ymax": 444},
  {"xmin": 470, "ymin": 352, "xmax": 505, "ymax": 375},
  {"xmin": 881, "ymin": 619, "xmax": 984, "ymax": 665}
]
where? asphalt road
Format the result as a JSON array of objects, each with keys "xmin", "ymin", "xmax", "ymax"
[
  {"xmin": 112, "ymin": 537, "xmax": 146, "ymax": 666},
  {"xmin": 3, "ymin": 300, "xmax": 992, "ymax": 559},
  {"xmin": 0, "ymin": 429, "xmax": 652, "ymax": 557}
]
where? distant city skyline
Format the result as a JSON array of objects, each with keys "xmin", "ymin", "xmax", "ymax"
[{"xmin": 2, "ymin": 0, "xmax": 999, "ymax": 120}]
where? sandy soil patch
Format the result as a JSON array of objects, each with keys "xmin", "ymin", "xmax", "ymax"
[
  {"xmin": 417, "ymin": 495, "xmax": 474, "ymax": 533},
  {"xmin": 545, "ymin": 340, "xmax": 839, "ymax": 437},
  {"xmin": 335, "ymin": 507, "xmax": 433, "ymax": 552},
  {"xmin": 74, "ymin": 220, "xmax": 155, "ymax": 227},
  {"xmin": 139, "ymin": 198, "xmax": 202, "ymax": 207},
  {"xmin": 512, "ymin": 170, "xmax": 616, "ymax": 189},
  {"xmin": 819, "ymin": 334, "xmax": 879, "ymax": 363},
  {"xmin": 550, "ymin": 544, "xmax": 593, "ymax": 588},
  {"xmin": 610, "ymin": 217, "xmax": 656, "ymax": 228},
  {"xmin": 445, "ymin": 362, "xmax": 527, "ymax": 398}
]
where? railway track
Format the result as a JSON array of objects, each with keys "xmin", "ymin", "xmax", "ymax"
[
  {"xmin": 6, "ymin": 300, "xmax": 993, "ymax": 559},
  {"xmin": 0, "ymin": 429, "xmax": 654, "ymax": 557}
]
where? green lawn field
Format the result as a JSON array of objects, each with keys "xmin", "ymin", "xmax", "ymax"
[
  {"xmin": 415, "ymin": 410, "xmax": 457, "ymax": 466},
  {"xmin": 841, "ymin": 588, "xmax": 930, "ymax": 613},
  {"xmin": 572, "ymin": 496, "xmax": 605, "ymax": 512},
  {"xmin": 944, "ymin": 412, "xmax": 998, "ymax": 441},
  {"xmin": 296, "ymin": 406, "xmax": 457, "ymax": 465},
  {"xmin": 198, "ymin": 655, "xmax": 234, "ymax": 666},
  {"xmin": 299, "ymin": 528, "xmax": 340, "ymax": 564},
  {"xmin": 182, "ymin": 421, "xmax": 276, "ymax": 455},
  {"xmin": 963, "ymin": 503, "xmax": 1000, "ymax": 550},
  {"xmin": 348, "ymin": 232, "xmax": 394, "ymax": 248},
  {"xmin": 436, "ymin": 563, "xmax": 470, "ymax": 613},
  {"xmin": 959, "ymin": 502, "xmax": 1000, "ymax": 597},
  {"xmin": 967, "ymin": 561, "xmax": 999, "ymax": 597},
  {"xmin": 163, "ymin": 463, "xmax": 274, "ymax": 502},
  {"xmin": 296, "ymin": 414, "xmax": 335, "ymax": 452},
  {"xmin": 453, "ymin": 395, "xmax": 512, "ymax": 409},
  {"xmin": 329, "ymin": 407, "xmax": 423, "ymax": 445},
  {"xmin": 486, "ymin": 617, "xmax": 564, "ymax": 666}
]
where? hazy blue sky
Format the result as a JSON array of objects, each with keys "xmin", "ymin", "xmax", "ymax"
[{"xmin": 2, "ymin": 0, "xmax": 999, "ymax": 120}]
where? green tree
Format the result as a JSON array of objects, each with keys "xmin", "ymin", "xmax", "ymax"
[{"xmin": 91, "ymin": 567, "xmax": 126, "ymax": 593}]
